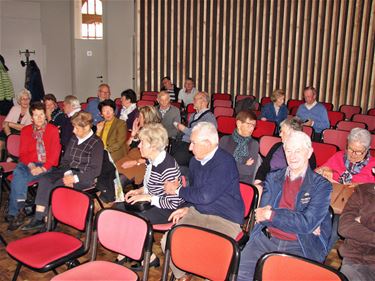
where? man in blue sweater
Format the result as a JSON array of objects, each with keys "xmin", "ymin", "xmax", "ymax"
[
  {"xmin": 164, "ymin": 122, "xmax": 244, "ymax": 281},
  {"xmin": 296, "ymin": 86, "xmax": 329, "ymax": 138}
]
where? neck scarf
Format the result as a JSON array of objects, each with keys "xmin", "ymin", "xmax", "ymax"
[
  {"xmin": 32, "ymin": 122, "xmax": 47, "ymax": 163},
  {"xmin": 120, "ymin": 103, "xmax": 136, "ymax": 121},
  {"xmin": 339, "ymin": 152, "xmax": 370, "ymax": 184},
  {"xmin": 232, "ymin": 129, "xmax": 251, "ymax": 162}
]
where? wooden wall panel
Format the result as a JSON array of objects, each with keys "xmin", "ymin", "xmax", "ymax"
[{"xmin": 135, "ymin": 0, "xmax": 375, "ymax": 111}]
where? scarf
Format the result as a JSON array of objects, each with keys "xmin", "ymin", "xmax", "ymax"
[
  {"xmin": 232, "ymin": 129, "xmax": 251, "ymax": 162},
  {"xmin": 339, "ymin": 152, "xmax": 370, "ymax": 184},
  {"xmin": 120, "ymin": 103, "xmax": 136, "ymax": 121},
  {"xmin": 32, "ymin": 122, "xmax": 47, "ymax": 163}
]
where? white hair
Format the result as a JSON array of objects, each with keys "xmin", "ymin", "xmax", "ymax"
[
  {"xmin": 192, "ymin": 122, "xmax": 219, "ymax": 145},
  {"xmin": 284, "ymin": 131, "xmax": 312, "ymax": 150},
  {"xmin": 348, "ymin": 128, "xmax": 371, "ymax": 149},
  {"xmin": 16, "ymin": 89, "xmax": 31, "ymax": 104}
]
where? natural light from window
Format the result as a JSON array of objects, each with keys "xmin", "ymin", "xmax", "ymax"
[{"xmin": 81, "ymin": 0, "xmax": 103, "ymax": 39}]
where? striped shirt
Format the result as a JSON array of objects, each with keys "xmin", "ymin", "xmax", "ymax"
[{"xmin": 143, "ymin": 151, "xmax": 184, "ymax": 209}]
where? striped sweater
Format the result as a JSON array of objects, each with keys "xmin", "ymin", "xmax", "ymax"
[{"xmin": 143, "ymin": 151, "xmax": 184, "ymax": 209}]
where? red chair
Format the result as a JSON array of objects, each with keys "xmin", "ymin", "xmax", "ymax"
[
  {"xmin": 254, "ymin": 252, "xmax": 347, "ymax": 281},
  {"xmin": 0, "ymin": 115, "xmax": 6, "ymax": 131},
  {"xmin": 252, "ymin": 120, "xmax": 276, "ymax": 139},
  {"xmin": 6, "ymin": 187, "xmax": 94, "ymax": 280},
  {"xmin": 352, "ymin": 114, "xmax": 375, "ymax": 131},
  {"xmin": 80, "ymin": 102, "xmax": 88, "ymax": 111},
  {"xmin": 236, "ymin": 95, "xmax": 256, "ymax": 103},
  {"xmin": 327, "ymin": 111, "xmax": 345, "ymax": 128},
  {"xmin": 51, "ymin": 209, "xmax": 153, "ymax": 281},
  {"xmin": 370, "ymin": 149, "xmax": 375, "ymax": 157},
  {"xmin": 57, "ymin": 101, "xmax": 64, "ymax": 110},
  {"xmin": 289, "ymin": 106, "xmax": 299, "ymax": 116},
  {"xmin": 214, "ymin": 106, "xmax": 234, "ymax": 118},
  {"xmin": 161, "ymin": 225, "xmax": 241, "ymax": 281},
  {"xmin": 287, "ymin": 99, "xmax": 304, "ymax": 111},
  {"xmin": 371, "ymin": 134, "xmax": 375, "ymax": 149},
  {"xmin": 171, "ymin": 102, "xmax": 182, "ymax": 109},
  {"xmin": 311, "ymin": 142, "xmax": 338, "ymax": 167},
  {"xmin": 87, "ymin": 97, "xmax": 96, "ymax": 103},
  {"xmin": 212, "ymin": 93, "xmax": 231, "ymax": 101},
  {"xmin": 114, "ymin": 97, "xmax": 122, "ymax": 106},
  {"xmin": 136, "ymin": 100, "xmax": 154, "ymax": 108},
  {"xmin": 213, "ymin": 99, "xmax": 232, "ymax": 108},
  {"xmin": 322, "ymin": 129, "xmax": 349, "ymax": 151},
  {"xmin": 142, "ymin": 91, "xmax": 159, "ymax": 96},
  {"xmin": 217, "ymin": 116, "xmax": 236, "ymax": 135},
  {"xmin": 336, "ymin": 120, "xmax": 367, "ymax": 131},
  {"xmin": 186, "ymin": 103, "xmax": 195, "ymax": 114},
  {"xmin": 141, "ymin": 94, "xmax": 157, "ymax": 101},
  {"xmin": 260, "ymin": 97, "xmax": 272, "ymax": 107},
  {"xmin": 321, "ymin": 102, "xmax": 334, "ymax": 111},
  {"xmin": 253, "ymin": 110, "xmax": 261, "ymax": 118},
  {"xmin": 253, "ymin": 101, "xmax": 260, "ymax": 111},
  {"xmin": 367, "ymin": 108, "xmax": 375, "ymax": 116},
  {"xmin": 339, "ymin": 105, "xmax": 361, "ymax": 120},
  {"xmin": 302, "ymin": 126, "xmax": 314, "ymax": 139},
  {"xmin": 259, "ymin": 136, "xmax": 281, "ymax": 157}
]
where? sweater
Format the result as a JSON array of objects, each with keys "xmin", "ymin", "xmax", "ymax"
[
  {"xmin": 182, "ymin": 109, "xmax": 217, "ymax": 143},
  {"xmin": 296, "ymin": 103, "xmax": 330, "ymax": 133},
  {"xmin": 19, "ymin": 123, "xmax": 61, "ymax": 170},
  {"xmin": 86, "ymin": 98, "xmax": 102, "ymax": 125},
  {"xmin": 179, "ymin": 147, "xmax": 244, "ymax": 224},
  {"xmin": 159, "ymin": 105, "xmax": 181, "ymax": 139},
  {"xmin": 260, "ymin": 102, "xmax": 288, "ymax": 127}
]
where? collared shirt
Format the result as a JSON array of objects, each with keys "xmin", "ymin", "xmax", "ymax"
[
  {"xmin": 101, "ymin": 118, "xmax": 114, "ymax": 147},
  {"xmin": 305, "ymin": 101, "xmax": 317, "ymax": 110},
  {"xmin": 197, "ymin": 146, "xmax": 218, "ymax": 166},
  {"xmin": 77, "ymin": 130, "xmax": 94, "ymax": 145},
  {"xmin": 159, "ymin": 106, "xmax": 170, "ymax": 118},
  {"xmin": 285, "ymin": 166, "xmax": 307, "ymax": 181},
  {"xmin": 68, "ymin": 107, "xmax": 81, "ymax": 118},
  {"xmin": 143, "ymin": 150, "xmax": 167, "ymax": 195}
]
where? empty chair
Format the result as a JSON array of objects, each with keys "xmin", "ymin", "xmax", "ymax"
[
  {"xmin": 6, "ymin": 187, "xmax": 94, "ymax": 281},
  {"xmin": 367, "ymin": 108, "xmax": 375, "ymax": 116},
  {"xmin": 136, "ymin": 100, "xmax": 154, "ymax": 108},
  {"xmin": 327, "ymin": 111, "xmax": 345, "ymax": 128},
  {"xmin": 352, "ymin": 114, "xmax": 375, "ymax": 131},
  {"xmin": 141, "ymin": 94, "xmax": 157, "ymax": 101},
  {"xmin": 162, "ymin": 225, "xmax": 241, "ymax": 281},
  {"xmin": 289, "ymin": 106, "xmax": 299, "ymax": 116},
  {"xmin": 336, "ymin": 120, "xmax": 367, "ymax": 131},
  {"xmin": 51, "ymin": 209, "xmax": 153, "ymax": 281},
  {"xmin": 302, "ymin": 126, "xmax": 314, "ymax": 139},
  {"xmin": 287, "ymin": 99, "xmax": 304, "ymax": 111},
  {"xmin": 252, "ymin": 120, "xmax": 276, "ymax": 139},
  {"xmin": 322, "ymin": 129, "xmax": 349, "ymax": 151},
  {"xmin": 311, "ymin": 142, "xmax": 338, "ymax": 167},
  {"xmin": 213, "ymin": 93, "xmax": 231, "ymax": 101},
  {"xmin": 254, "ymin": 252, "xmax": 347, "ymax": 281},
  {"xmin": 214, "ymin": 106, "xmax": 234, "ymax": 117},
  {"xmin": 260, "ymin": 97, "xmax": 272, "ymax": 107},
  {"xmin": 213, "ymin": 99, "xmax": 232, "ymax": 108},
  {"xmin": 259, "ymin": 135, "xmax": 281, "ymax": 157},
  {"xmin": 339, "ymin": 105, "xmax": 361, "ymax": 120},
  {"xmin": 217, "ymin": 116, "xmax": 236, "ymax": 135},
  {"xmin": 321, "ymin": 102, "xmax": 334, "ymax": 111}
]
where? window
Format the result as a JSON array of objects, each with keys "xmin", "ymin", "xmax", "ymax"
[{"xmin": 81, "ymin": 0, "xmax": 103, "ymax": 39}]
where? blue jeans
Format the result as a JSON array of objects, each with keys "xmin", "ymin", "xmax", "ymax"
[
  {"xmin": 237, "ymin": 230, "xmax": 303, "ymax": 281},
  {"xmin": 8, "ymin": 162, "xmax": 47, "ymax": 216}
]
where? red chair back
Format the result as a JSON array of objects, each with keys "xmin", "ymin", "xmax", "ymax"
[
  {"xmin": 136, "ymin": 100, "xmax": 154, "ymax": 108},
  {"xmin": 171, "ymin": 102, "xmax": 181, "ymax": 109},
  {"xmin": 186, "ymin": 103, "xmax": 195, "ymax": 113},
  {"xmin": 80, "ymin": 102, "xmax": 88, "ymax": 110},
  {"xmin": 114, "ymin": 98, "xmax": 122, "ymax": 106},
  {"xmin": 370, "ymin": 149, "xmax": 375, "ymax": 157},
  {"xmin": 213, "ymin": 93, "xmax": 231, "ymax": 101},
  {"xmin": 214, "ymin": 106, "xmax": 234, "ymax": 118},
  {"xmin": 312, "ymin": 142, "xmax": 338, "ymax": 167},
  {"xmin": 367, "ymin": 108, "xmax": 375, "ymax": 116},
  {"xmin": 327, "ymin": 111, "xmax": 345, "ymax": 127},
  {"xmin": 259, "ymin": 136, "xmax": 281, "ymax": 157},
  {"xmin": 142, "ymin": 91, "xmax": 159, "ymax": 96},
  {"xmin": 336, "ymin": 120, "xmax": 367, "ymax": 131},
  {"xmin": 6, "ymin": 134, "xmax": 20, "ymax": 158},
  {"xmin": 217, "ymin": 116, "xmax": 236, "ymax": 135},
  {"xmin": 289, "ymin": 106, "xmax": 299, "ymax": 116},
  {"xmin": 302, "ymin": 126, "xmax": 314, "ymax": 139},
  {"xmin": 321, "ymin": 102, "xmax": 334, "ymax": 111},
  {"xmin": 213, "ymin": 99, "xmax": 232, "ymax": 108},
  {"xmin": 371, "ymin": 134, "xmax": 375, "ymax": 149},
  {"xmin": 252, "ymin": 120, "xmax": 276, "ymax": 139},
  {"xmin": 0, "ymin": 115, "xmax": 5, "ymax": 131},
  {"xmin": 339, "ymin": 105, "xmax": 362, "ymax": 120},
  {"xmin": 260, "ymin": 97, "xmax": 272, "ymax": 106},
  {"xmin": 236, "ymin": 95, "xmax": 255, "ymax": 102},
  {"xmin": 57, "ymin": 101, "xmax": 64, "ymax": 110},
  {"xmin": 287, "ymin": 99, "xmax": 304, "ymax": 111},
  {"xmin": 322, "ymin": 129, "xmax": 349, "ymax": 151},
  {"xmin": 141, "ymin": 94, "xmax": 157, "ymax": 101},
  {"xmin": 352, "ymin": 114, "xmax": 375, "ymax": 131}
]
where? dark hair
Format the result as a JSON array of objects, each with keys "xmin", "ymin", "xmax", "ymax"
[
  {"xmin": 29, "ymin": 101, "xmax": 46, "ymax": 115},
  {"xmin": 98, "ymin": 99, "xmax": 116, "ymax": 112},
  {"xmin": 43, "ymin": 93, "xmax": 57, "ymax": 104},
  {"xmin": 236, "ymin": 110, "xmax": 257, "ymax": 122},
  {"xmin": 161, "ymin": 76, "xmax": 171, "ymax": 81},
  {"xmin": 186, "ymin": 77, "xmax": 195, "ymax": 84},
  {"xmin": 121, "ymin": 89, "xmax": 137, "ymax": 103}
]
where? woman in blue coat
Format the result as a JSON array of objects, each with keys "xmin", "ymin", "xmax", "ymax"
[{"xmin": 260, "ymin": 89, "xmax": 288, "ymax": 132}]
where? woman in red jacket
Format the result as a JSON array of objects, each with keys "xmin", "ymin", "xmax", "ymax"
[{"xmin": 7, "ymin": 101, "xmax": 61, "ymax": 231}]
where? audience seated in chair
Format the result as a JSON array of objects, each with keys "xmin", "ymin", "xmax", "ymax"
[
  {"xmin": 260, "ymin": 89, "xmax": 288, "ymax": 133},
  {"xmin": 21, "ymin": 111, "xmax": 103, "ymax": 231},
  {"xmin": 163, "ymin": 122, "xmax": 244, "ymax": 281},
  {"xmin": 220, "ymin": 110, "xmax": 259, "ymax": 184},
  {"xmin": 161, "ymin": 76, "xmax": 180, "ymax": 102},
  {"xmin": 85, "ymin": 83, "xmax": 111, "ymax": 126},
  {"xmin": 60, "ymin": 95, "xmax": 81, "ymax": 150},
  {"xmin": 157, "ymin": 90, "xmax": 181, "ymax": 140},
  {"xmin": 237, "ymin": 131, "xmax": 332, "ymax": 280},
  {"xmin": 7, "ymin": 101, "xmax": 61, "ymax": 231},
  {"xmin": 118, "ymin": 88, "xmax": 139, "ymax": 129}
]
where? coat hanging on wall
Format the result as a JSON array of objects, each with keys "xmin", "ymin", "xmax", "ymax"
[
  {"xmin": 0, "ymin": 55, "xmax": 15, "ymax": 115},
  {"xmin": 25, "ymin": 60, "xmax": 45, "ymax": 102}
]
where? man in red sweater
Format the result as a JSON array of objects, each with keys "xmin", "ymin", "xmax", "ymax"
[{"xmin": 7, "ymin": 102, "xmax": 61, "ymax": 231}]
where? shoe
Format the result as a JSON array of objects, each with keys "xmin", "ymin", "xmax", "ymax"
[
  {"xmin": 7, "ymin": 210, "xmax": 26, "ymax": 231},
  {"xmin": 176, "ymin": 274, "xmax": 193, "ymax": 281},
  {"xmin": 131, "ymin": 256, "xmax": 160, "ymax": 272},
  {"xmin": 21, "ymin": 218, "xmax": 45, "ymax": 231}
]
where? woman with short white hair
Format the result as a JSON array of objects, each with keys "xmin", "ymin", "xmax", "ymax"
[{"xmin": 317, "ymin": 128, "xmax": 375, "ymax": 183}]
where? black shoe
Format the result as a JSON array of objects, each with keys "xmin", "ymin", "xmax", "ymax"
[
  {"xmin": 21, "ymin": 218, "xmax": 45, "ymax": 231},
  {"xmin": 131, "ymin": 256, "xmax": 160, "ymax": 272},
  {"xmin": 7, "ymin": 211, "xmax": 26, "ymax": 231}
]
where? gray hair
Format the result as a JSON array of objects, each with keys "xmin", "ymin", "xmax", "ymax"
[
  {"xmin": 284, "ymin": 131, "xmax": 312, "ymax": 150},
  {"xmin": 64, "ymin": 95, "xmax": 81, "ymax": 109},
  {"xmin": 138, "ymin": 123, "xmax": 169, "ymax": 152},
  {"xmin": 192, "ymin": 122, "xmax": 219, "ymax": 145},
  {"xmin": 199, "ymin": 91, "xmax": 210, "ymax": 104},
  {"xmin": 16, "ymin": 89, "xmax": 31, "ymax": 104},
  {"xmin": 280, "ymin": 116, "xmax": 303, "ymax": 131},
  {"xmin": 157, "ymin": 90, "xmax": 170, "ymax": 100},
  {"xmin": 347, "ymin": 128, "xmax": 371, "ymax": 150}
]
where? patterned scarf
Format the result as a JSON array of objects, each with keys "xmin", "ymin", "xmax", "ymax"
[
  {"xmin": 232, "ymin": 129, "xmax": 251, "ymax": 162},
  {"xmin": 339, "ymin": 151, "xmax": 370, "ymax": 184},
  {"xmin": 32, "ymin": 122, "xmax": 47, "ymax": 163}
]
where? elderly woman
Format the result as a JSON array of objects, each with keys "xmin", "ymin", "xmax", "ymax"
[
  {"xmin": 118, "ymin": 89, "xmax": 139, "ymax": 129},
  {"xmin": 260, "ymin": 89, "xmax": 288, "ymax": 132},
  {"xmin": 21, "ymin": 111, "xmax": 104, "ymax": 231},
  {"xmin": 116, "ymin": 105, "xmax": 161, "ymax": 185},
  {"xmin": 317, "ymin": 128, "xmax": 375, "ymax": 183},
  {"xmin": 7, "ymin": 102, "xmax": 61, "ymax": 231},
  {"xmin": 255, "ymin": 117, "xmax": 316, "ymax": 184},
  {"xmin": 43, "ymin": 93, "xmax": 65, "ymax": 126},
  {"xmin": 0, "ymin": 89, "xmax": 32, "ymax": 161},
  {"xmin": 220, "ymin": 110, "xmax": 259, "ymax": 184}
]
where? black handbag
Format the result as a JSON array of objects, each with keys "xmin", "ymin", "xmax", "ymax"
[{"xmin": 123, "ymin": 201, "xmax": 152, "ymax": 212}]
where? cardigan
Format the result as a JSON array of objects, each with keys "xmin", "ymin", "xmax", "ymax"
[
  {"xmin": 5, "ymin": 105, "xmax": 32, "ymax": 126},
  {"xmin": 296, "ymin": 103, "xmax": 330, "ymax": 133},
  {"xmin": 159, "ymin": 105, "xmax": 181, "ymax": 139},
  {"xmin": 260, "ymin": 102, "xmax": 288, "ymax": 128}
]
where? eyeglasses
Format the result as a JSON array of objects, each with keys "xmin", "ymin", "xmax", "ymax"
[{"xmin": 346, "ymin": 146, "xmax": 367, "ymax": 156}]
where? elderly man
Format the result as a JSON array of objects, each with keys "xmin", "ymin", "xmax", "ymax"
[
  {"xmin": 296, "ymin": 86, "xmax": 330, "ymax": 139},
  {"xmin": 178, "ymin": 77, "xmax": 198, "ymax": 107},
  {"xmin": 157, "ymin": 90, "xmax": 181, "ymax": 139},
  {"xmin": 60, "ymin": 95, "xmax": 81, "ymax": 150},
  {"xmin": 86, "ymin": 83, "xmax": 111, "ymax": 126},
  {"xmin": 161, "ymin": 76, "xmax": 180, "ymax": 102},
  {"xmin": 171, "ymin": 91, "xmax": 217, "ymax": 167},
  {"xmin": 237, "ymin": 131, "xmax": 332, "ymax": 281},
  {"xmin": 164, "ymin": 122, "xmax": 244, "ymax": 280}
]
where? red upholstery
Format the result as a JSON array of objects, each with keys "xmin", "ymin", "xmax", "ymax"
[
  {"xmin": 287, "ymin": 99, "xmax": 304, "ymax": 111},
  {"xmin": 371, "ymin": 134, "xmax": 375, "ymax": 149},
  {"xmin": 370, "ymin": 149, "xmax": 375, "ymax": 157},
  {"xmin": 217, "ymin": 116, "xmax": 236, "ymax": 135},
  {"xmin": 260, "ymin": 97, "xmax": 272, "ymax": 106},
  {"xmin": 321, "ymin": 102, "xmax": 334, "ymax": 111},
  {"xmin": 114, "ymin": 98, "xmax": 122, "ymax": 106},
  {"xmin": 259, "ymin": 136, "xmax": 281, "ymax": 157},
  {"xmin": 6, "ymin": 134, "xmax": 20, "ymax": 157},
  {"xmin": 302, "ymin": 126, "xmax": 314, "ymax": 139},
  {"xmin": 327, "ymin": 111, "xmax": 345, "ymax": 127},
  {"xmin": 236, "ymin": 95, "xmax": 255, "ymax": 102},
  {"xmin": 0, "ymin": 162, "xmax": 17, "ymax": 173},
  {"xmin": 0, "ymin": 115, "xmax": 5, "ymax": 131},
  {"xmin": 352, "ymin": 114, "xmax": 375, "ymax": 131},
  {"xmin": 153, "ymin": 222, "xmax": 175, "ymax": 231},
  {"xmin": 186, "ymin": 103, "xmax": 195, "ymax": 113},
  {"xmin": 311, "ymin": 142, "xmax": 338, "ymax": 167},
  {"xmin": 252, "ymin": 120, "xmax": 276, "ymax": 139},
  {"xmin": 80, "ymin": 102, "xmax": 88, "ymax": 110},
  {"xmin": 136, "ymin": 100, "xmax": 154, "ymax": 108},
  {"xmin": 253, "ymin": 110, "xmax": 261, "ymax": 117},
  {"xmin": 336, "ymin": 120, "xmax": 367, "ymax": 131},
  {"xmin": 322, "ymin": 129, "xmax": 349, "ymax": 151},
  {"xmin": 7, "ymin": 232, "xmax": 82, "ymax": 269},
  {"xmin": 51, "ymin": 261, "xmax": 138, "ymax": 280},
  {"xmin": 57, "ymin": 101, "xmax": 64, "ymax": 110},
  {"xmin": 289, "ymin": 106, "xmax": 299, "ymax": 116},
  {"xmin": 214, "ymin": 106, "xmax": 234, "ymax": 117},
  {"xmin": 368, "ymin": 108, "xmax": 375, "ymax": 116},
  {"xmin": 239, "ymin": 183, "xmax": 257, "ymax": 218},
  {"xmin": 213, "ymin": 99, "xmax": 232, "ymax": 108},
  {"xmin": 339, "ymin": 105, "xmax": 361, "ymax": 120},
  {"xmin": 171, "ymin": 102, "xmax": 181, "ymax": 109},
  {"xmin": 141, "ymin": 94, "xmax": 157, "ymax": 101},
  {"xmin": 212, "ymin": 93, "xmax": 231, "ymax": 100},
  {"xmin": 142, "ymin": 91, "xmax": 159, "ymax": 96}
]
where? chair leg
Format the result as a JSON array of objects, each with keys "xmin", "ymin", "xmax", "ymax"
[
  {"xmin": 0, "ymin": 234, "xmax": 7, "ymax": 246},
  {"xmin": 94, "ymin": 194, "xmax": 104, "ymax": 209},
  {"xmin": 12, "ymin": 263, "xmax": 22, "ymax": 281}
]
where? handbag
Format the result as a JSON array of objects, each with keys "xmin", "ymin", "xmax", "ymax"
[{"xmin": 123, "ymin": 201, "xmax": 152, "ymax": 212}]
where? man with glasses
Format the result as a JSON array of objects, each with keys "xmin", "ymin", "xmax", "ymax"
[{"xmin": 86, "ymin": 83, "xmax": 111, "ymax": 126}]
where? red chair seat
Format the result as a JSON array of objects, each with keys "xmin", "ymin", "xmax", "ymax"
[
  {"xmin": 0, "ymin": 162, "xmax": 17, "ymax": 173},
  {"xmin": 153, "ymin": 222, "xmax": 174, "ymax": 231},
  {"xmin": 51, "ymin": 261, "xmax": 138, "ymax": 280},
  {"xmin": 7, "ymin": 232, "xmax": 82, "ymax": 269},
  {"xmin": 6, "ymin": 174, "xmax": 38, "ymax": 186}
]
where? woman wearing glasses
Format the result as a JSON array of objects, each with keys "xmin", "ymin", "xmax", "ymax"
[{"xmin": 317, "ymin": 128, "xmax": 375, "ymax": 183}]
